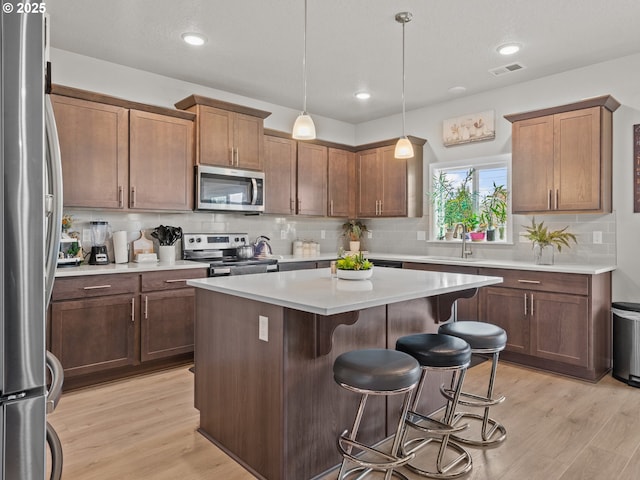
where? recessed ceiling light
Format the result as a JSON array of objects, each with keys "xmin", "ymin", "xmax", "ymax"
[
  {"xmin": 355, "ymin": 91, "xmax": 371, "ymax": 100},
  {"xmin": 182, "ymin": 33, "xmax": 207, "ymax": 46},
  {"xmin": 448, "ymin": 86, "xmax": 467, "ymax": 94},
  {"xmin": 497, "ymin": 43, "xmax": 520, "ymax": 55}
]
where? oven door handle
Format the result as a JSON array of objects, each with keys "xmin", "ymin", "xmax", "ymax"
[{"xmin": 250, "ymin": 178, "xmax": 258, "ymax": 205}]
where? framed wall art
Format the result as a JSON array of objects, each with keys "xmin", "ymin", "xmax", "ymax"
[
  {"xmin": 443, "ymin": 110, "xmax": 496, "ymax": 147},
  {"xmin": 634, "ymin": 124, "xmax": 640, "ymax": 213}
]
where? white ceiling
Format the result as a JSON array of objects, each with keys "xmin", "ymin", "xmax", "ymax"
[{"xmin": 48, "ymin": 0, "xmax": 640, "ymax": 124}]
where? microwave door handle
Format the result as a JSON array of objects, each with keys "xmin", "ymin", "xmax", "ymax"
[{"xmin": 250, "ymin": 178, "xmax": 258, "ymax": 205}]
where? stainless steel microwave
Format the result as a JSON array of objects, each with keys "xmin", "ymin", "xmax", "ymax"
[{"xmin": 195, "ymin": 165, "xmax": 265, "ymax": 212}]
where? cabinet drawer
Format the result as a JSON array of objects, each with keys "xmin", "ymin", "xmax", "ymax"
[
  {"xmin": 52, "ymin": 274, "xmax": 138, "ymax": 301},
  {"xmin": 479, "ymin": 268, "xmax": 588, "ymax": 296},
  {"xmin": 141, "ymin": 268, "xmax": 208, "ymax": 292}
]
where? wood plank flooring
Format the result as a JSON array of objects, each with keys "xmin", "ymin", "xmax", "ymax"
[{"xmin": 48, "ymin": 361, "xmax": 640, "ymax": 479}]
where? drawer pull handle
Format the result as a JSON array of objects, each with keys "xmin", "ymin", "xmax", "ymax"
[
  {"xmin": 517, "ymin": 279, "xmax": 541, "ymax": 284},
  {"xmin": 131, "ymin": 297, "xmax": 135, "ymax": 322},
  {"xmin": 83, "ymin": 284, "xmax": 112, "ymax": 290},
  {"xmin": 524, "ymin": 293, "xmax": 528, "ymax": 316},
  {"xmin": 531, "ymin": 293, "xmax": 534, "ymax": 316},
  {"xmin": 144, "ymin": 295, "xmax": 148, "ymax": 319},
  {"xmin": 165, "ymin": 279, "xmax": 188, "ymax": 283}
]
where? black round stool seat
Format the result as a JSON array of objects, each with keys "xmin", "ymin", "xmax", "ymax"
[
  {"xmin": 438, "ymin": 321, "xmax": 507, "ymax": 351},
  {"xmin": 333, "ymin": 349, "xmax": 421, "ymax": 392},
  {"xmin": 396, "ymin": 333, "xmax": 471, "ymax": 368}
]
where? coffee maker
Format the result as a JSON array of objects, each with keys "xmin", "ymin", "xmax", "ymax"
[{"xmin": 88, "ymin": 220, "xmax": 110, "ymax": 265}]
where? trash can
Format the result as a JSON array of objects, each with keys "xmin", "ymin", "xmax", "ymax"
[{"xmin": 612, "ymin": 302, "xmax": 640, "ymax": 387}]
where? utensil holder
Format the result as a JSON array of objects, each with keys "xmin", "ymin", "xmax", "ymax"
[{"xmin": 158, "ymin": 245, "xmax": 176, "ymax": 264}]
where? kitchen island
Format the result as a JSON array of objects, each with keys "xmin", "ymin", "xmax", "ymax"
[{"xmin": 188, "ymin": 267, "xmax": 502, "ymax": 480}]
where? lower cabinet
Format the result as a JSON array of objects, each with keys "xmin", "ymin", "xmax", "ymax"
[
  {"xmin": 479, "ymin": 268, "xmax": 610, "ymax": 381},
  {"xmin": 49, "ymin": 268, "xmax": 207, "ymax": 387},
  {"xmin": 50, "ymin": 293, "xmax": 137, "ymax": 377}
]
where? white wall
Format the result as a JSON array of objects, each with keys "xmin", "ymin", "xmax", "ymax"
[{"xmin": 54, "ymin": 48, "xmax": 640, "ymax": 301}]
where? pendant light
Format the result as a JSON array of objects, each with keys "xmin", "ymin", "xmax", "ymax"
[
  {"xmin": 394, "ymin": 12, "xmax": 414, "ymax": 159},
  {"xmin": 292, "ymin": 0, "xmax": 316, "ymax": 140}
]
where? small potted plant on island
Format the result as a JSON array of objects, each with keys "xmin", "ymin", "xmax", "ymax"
[
  {"xmin": 341, "ymin": 220, "xmax": 368, "ymax": 252},
  {"xmin": 336, "ymin": 251, "xmax": 374, "ymax": 280},
  {"xmin": 523, "ymin": 218, "xmax": 577, "ymax": 265}
]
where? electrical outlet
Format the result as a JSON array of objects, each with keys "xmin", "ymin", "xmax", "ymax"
[
  {"xmin": 367, "ymin": 231, "xmax": 373, "ymax": 239},
  {"xmin": 320, "ymin": 230, "xmax": 326, "ymax": 239},
  {"xmin": 280, "ymin": 230, "xmax": 287, "ymax": 240},
  {"xmin": 417, "ymin": 231, "xmax": 426, "ymax": 241},
  {"xmin": 259, "ymin": 315, "xmax": 268, "ymax": 342},
  {"xmin": 593, "ymin": 231, "xmax": 602, "ymax": 244},
  {"xmin": 82, "ymin": 229, "xmax": 92, "ymax": 244}
]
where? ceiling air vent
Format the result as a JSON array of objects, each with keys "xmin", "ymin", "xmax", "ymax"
[{"xmin": 489, "ymin": 63, "xmax": 526, "ymax": 76}]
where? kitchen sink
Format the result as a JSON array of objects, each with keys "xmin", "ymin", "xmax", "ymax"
[{"xmin": 420, "ymin": 255, "xmax": 479, "ymax": 263}]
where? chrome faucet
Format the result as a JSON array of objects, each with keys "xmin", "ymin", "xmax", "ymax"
[{"xmin": 453, "ymin": 223, "xmax": 472, "ymax": 259}]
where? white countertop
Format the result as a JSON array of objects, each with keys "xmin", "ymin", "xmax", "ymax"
[
  {"xmin": 277, "ymin": 253, "xmax": 616, "ymax": 275},
  {"xmin": 187, "ymin": 267, "xmax": 503, "ymax": 316},
  {"xmin": 55, "ymin": 260, "xmax": 208, "ymax": 277}
]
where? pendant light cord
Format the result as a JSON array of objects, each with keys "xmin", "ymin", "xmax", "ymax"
[
  {"xmin": 401, "ymin": 19, "xmax": 406, "ymax": 137},
  {"xmin": 302, "ymin": 0, "xmax": 308, "ymax": 114}
]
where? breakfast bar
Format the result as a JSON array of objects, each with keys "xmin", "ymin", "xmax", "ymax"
[{"xmin": 188, "ymin": 267, "xmax": 503, "ymax": 480}]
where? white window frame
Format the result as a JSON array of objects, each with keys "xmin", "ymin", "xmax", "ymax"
[{"xmin": 428, "ymin": 153, "xmax": 512, "ymax": 243}]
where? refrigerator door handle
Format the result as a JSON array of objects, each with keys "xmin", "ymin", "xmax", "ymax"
[
  {"xmin": 44, "ymin": 95, "xmax": 63, "ymax": 306},
  {"xmin": 45, "ymin": 351, "xmax": 64, "ymax": 414},
  {"xmin": 46, "ymin": 421, "xmax": 64, "ymax": 480}
]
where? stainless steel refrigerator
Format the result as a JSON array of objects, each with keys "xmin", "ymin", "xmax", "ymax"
[{"xmin": 1, "ymin": 9, "xmax": 64, "ymax": 479}]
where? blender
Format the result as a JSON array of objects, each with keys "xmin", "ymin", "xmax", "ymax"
[{"xmin": 88, "ymin": 221, "xmax": 110, "ymax": 265}]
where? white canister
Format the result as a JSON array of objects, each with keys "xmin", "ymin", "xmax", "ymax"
[
  {"xmin": 112, "ymin": 230, "xmax": 129, "ymax": 264},
  {"xmin": 293, "ymin": 240, "xmax": 303, "ymax": 257},
  {"xmin": 158, "ymin": 245, "xmax": 176, "ymax": 264}
]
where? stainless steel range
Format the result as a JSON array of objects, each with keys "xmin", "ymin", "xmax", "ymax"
[{"xmin": 182, "ymin": 233, "xmax": 278, "ymax": 276}]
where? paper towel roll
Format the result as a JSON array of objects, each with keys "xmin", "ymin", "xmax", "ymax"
[{"xmin": 113, "ymin": 230, "xmax": 129, "ymax": 264}]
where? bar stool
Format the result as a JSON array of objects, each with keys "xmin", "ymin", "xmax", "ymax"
[
  {"xmin": 333, "ymin": 348, "xmax": 422, "ymax": 480},
  {"xmin": 438, "ymin": 321, "xmax": 507, "ymax": 447},
  {"xmin": 396, "ymin": 333, "xmax": 473, "ymax": 479}
]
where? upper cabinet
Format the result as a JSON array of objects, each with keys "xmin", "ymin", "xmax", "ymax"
[
  {"xmin": 264, "ymin": 135, "xmax": 297, "ymax": 215},
  {"xmin": 356, "ymin": 138, "xmax": 424, "ymax": 218},
  {"xmin": 297, "ymin": 143, "xmax": 328, "ymax": 216},
  {"xmin": 51, "ymin": 85, "xmax": 195, "ymax": 211},
  {"xmin": 505, "ymin": 95, "xmax": 619, "ymax": 214},
  {"xmin": 175, "ymin": 95, "xmax": 271, "ymax": 171},
  {"xmin": 327, "ymin": 147, "xmax": 356, "ymax": 218}
]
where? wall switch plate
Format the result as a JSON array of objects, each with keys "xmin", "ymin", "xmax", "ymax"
[
  {"xmin": 280, "ymin": 230, "xmax": 287, "ymax": 240},
  {"xmin": 82, "ymin": 229, "xmax": 92, "ymax": 244},
  {"xmin": 320, "ymin": 230, "xmax": 326, "ymax": 239},
  {"xmin": 417, "ymin": 231, "xmax": 426, "ymax": 241},
  {"xmin": 259, "ymin": 315, "xmax": 268, "ymax": 342},
  {"xmin": 367, "ymin": 231, "xmax": 373, "ymax": 239},
  {"xmin": 593, "ymin": 231, "xmax": 603, "ymax": 244}
]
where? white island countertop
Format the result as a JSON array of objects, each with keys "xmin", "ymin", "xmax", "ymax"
[{"xmin": 187, "ymin": 267, "xmax": 503, "ymax": 316}]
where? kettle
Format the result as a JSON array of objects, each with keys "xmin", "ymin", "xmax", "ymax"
[{"xmin": 253, "ymin": 235, "xmax": 273, "ymax": 258}]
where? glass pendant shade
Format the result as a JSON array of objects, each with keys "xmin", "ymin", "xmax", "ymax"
[
  {"xmin": 394, "ymin": 136, "xmax": 414, "ymax": 159},
  {"xmin": 292, "ymin": 112, "xmax": 316, "ymax": 140}
]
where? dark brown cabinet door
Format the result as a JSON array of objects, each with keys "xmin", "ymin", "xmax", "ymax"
[
  {"xmin": 50, "ymin": 294, "xmax": 137, "ymax": 377},
  {"xmin": 380, "ymin": 145, "xmax": 407, "ymax": 217},
  {"xmin": 198, "ymin": 105, "xmax": 234, "ymax": 167},
  {"xmin": 327, "ymin": 148, "xmax": 355, "ymax": 217},
  {"xmin": 482, "ymin": 287, "xmax": 529, "ymax": 354},
  {"xmin": 356, "ymin": 148, "xmax": 381, "ymax": 217},
  {"xmin": 141, "ymin": 289, "xmax": 196, "ymax": 361},
  {"xmin": 530, "ymin": 291, "xmax": 589, "ymax": 367},
  {"xmin": 511, "ymin": 115, "xmax": 554, "ymax": 213},
  {"xmin": 52, "ymin": 95, "xmax": 129, "ymax": 209},
  {"xmin": 129, "ymin": 110, "xmax": 194, "ymax": 211},
  {"xmin": 234, "ymin": 112, "xmax": 264, "ymax": 171},
  {"xmin": 264, "ymin": 135, "xmax": 297, "ymax": 214},
  {"xmin": 553, "ymin": 107, "xmax": 602, "ymax": 211},
  {"xmin": 297, "ymin": 143, "xmax": 327, "ymax": 216}
]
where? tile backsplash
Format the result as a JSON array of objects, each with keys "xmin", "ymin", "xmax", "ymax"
[{"xmin": 63, "ymin": 209, "xmax": 616, "ymax": 265}]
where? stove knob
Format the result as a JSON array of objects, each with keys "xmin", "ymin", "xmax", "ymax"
[
  {"xmin": 188, "ymin": 238, "xmax": 195, "ymax": 243},
  {"xmin": 196, "ymin": 237, "xmax": 202, "ymax": 243}
]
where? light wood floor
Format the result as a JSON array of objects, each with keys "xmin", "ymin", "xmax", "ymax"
[{"xmin": 48, "ymin": 361, "xmax": 640, "ymax": 480}]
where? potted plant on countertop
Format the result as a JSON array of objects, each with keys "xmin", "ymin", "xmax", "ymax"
[
  {"xmin": 336, "ymin": 251, "xmax": 374, "ymax": 280},
  {"xmin": 523, "ymin": 217, "xmax": 577, "ymax": 265},
  {"xmin": 342, "ymin": 220, "xmax": 369, "ymax": 252}
]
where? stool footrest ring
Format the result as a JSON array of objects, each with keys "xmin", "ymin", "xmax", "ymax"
[
  {"xmin": 405, "ymin": 410, "xmax": 468, "ymax": 435},
  {"xmin": 402, "ymin": 437, "xmax": 473, "ymax": 479},
  {"xmin": 440, "ymin": 386, "xmax": 505, "ymax": 407},
  {"xmin": 338, "ymin": 433, "xmax": 415, "ymax": 470},
  {"xmin": 450, "ymin": 412, "xmax": 507, "ymax": 447}
]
